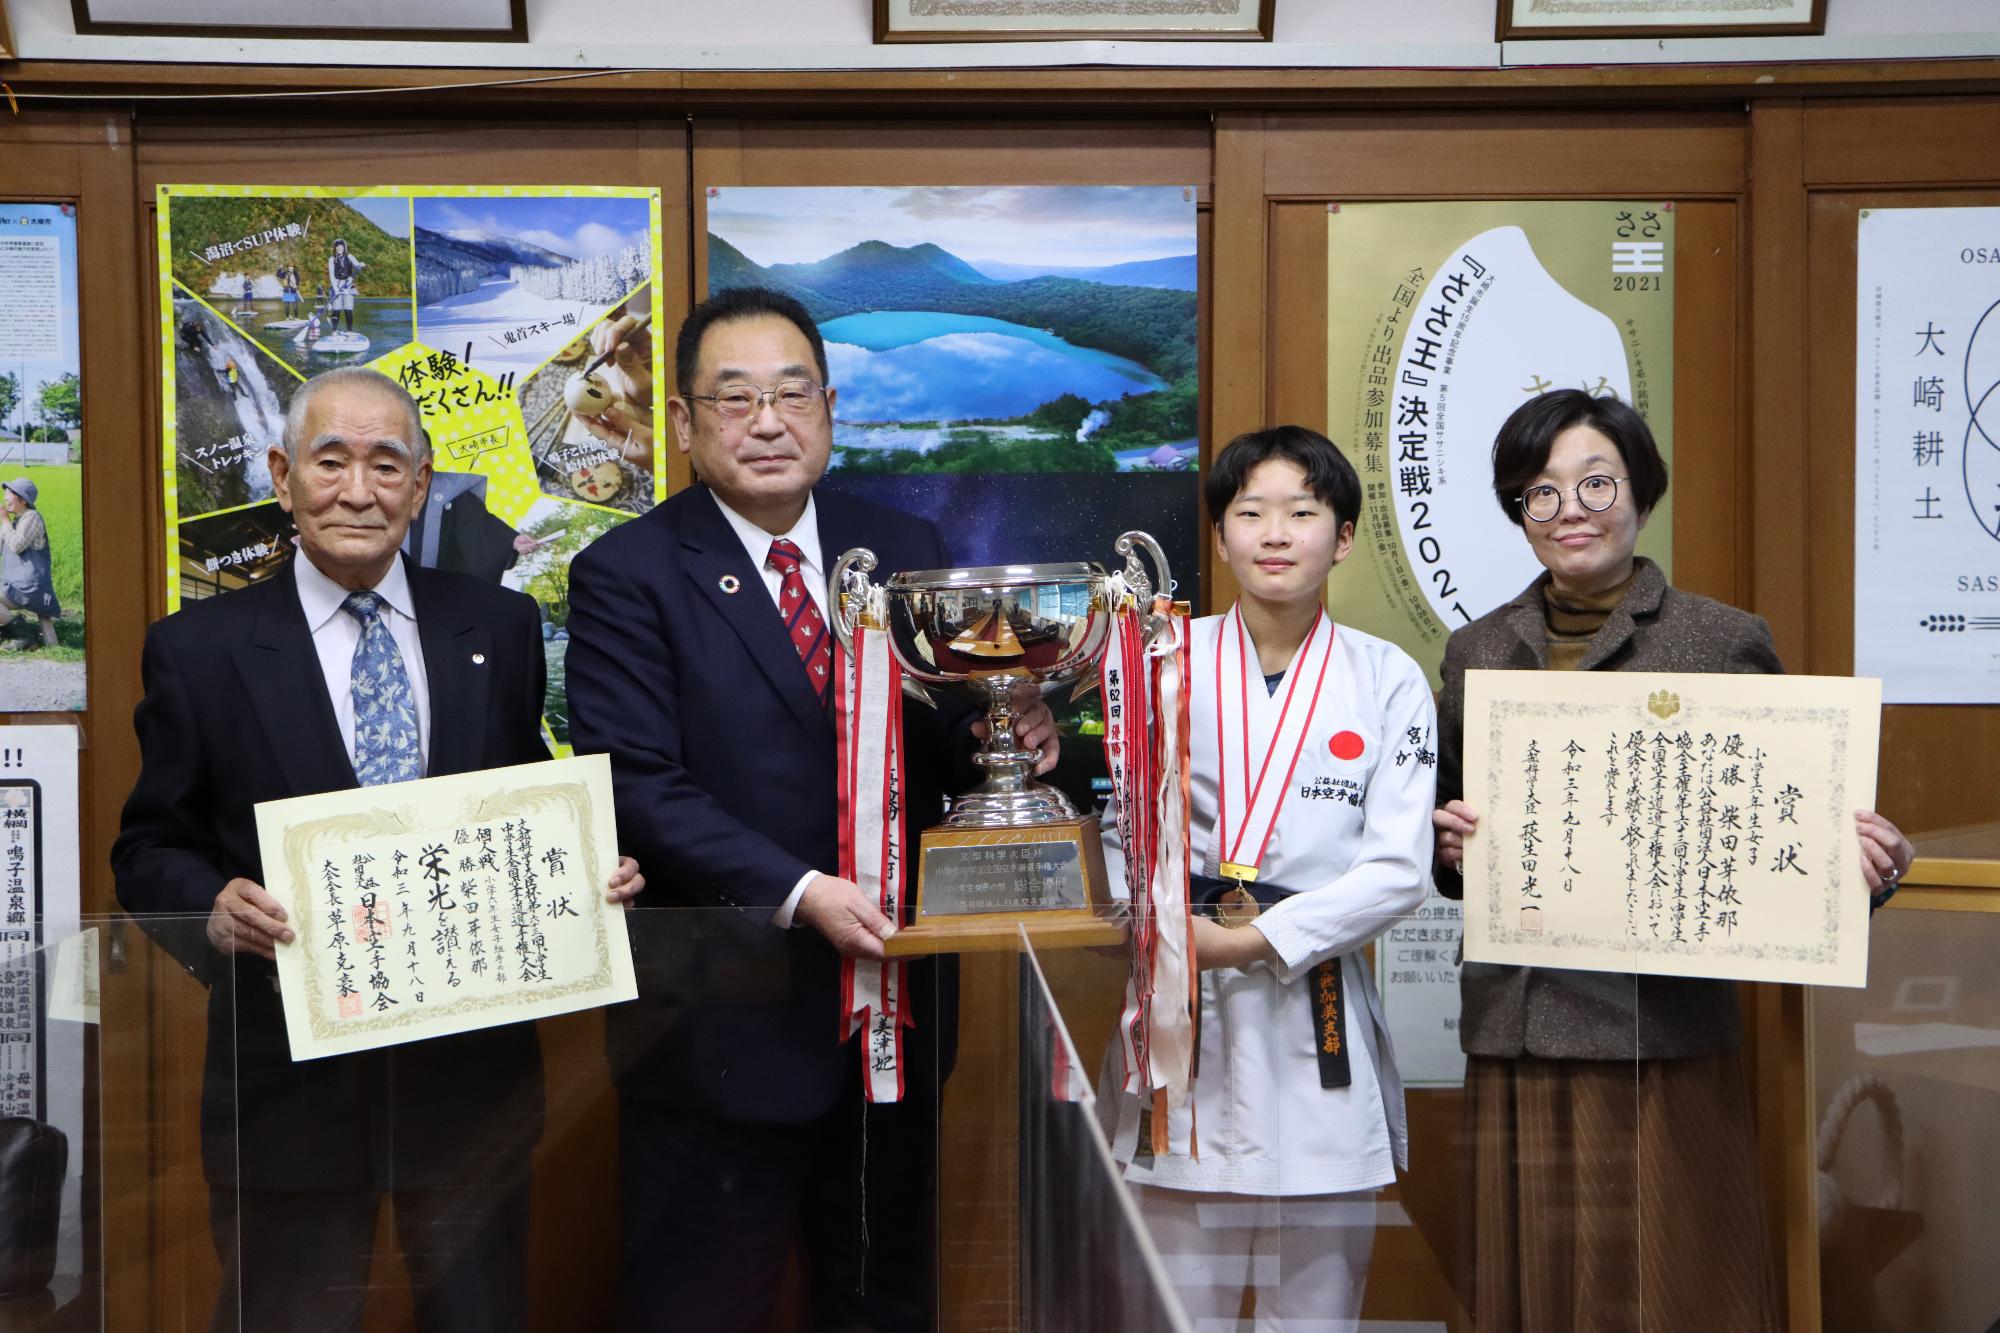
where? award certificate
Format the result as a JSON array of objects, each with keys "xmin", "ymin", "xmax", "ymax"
[
  {"xmin": 1462, "ymin": 670, "xmax": 1880, "ymax": 988},
  {"xmin": 255, "ymin": 754, "xmax": 636, "ymax": 1061}
]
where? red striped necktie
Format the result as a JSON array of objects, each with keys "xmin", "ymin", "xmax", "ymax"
[{"xmin": 766, "ymin": 537, "xmax": 832, "ymax": 704}]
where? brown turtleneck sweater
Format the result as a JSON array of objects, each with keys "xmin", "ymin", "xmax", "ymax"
[{"xmin": 1541, "ymin": 569, "xmax": 1637, "ymax": 672}]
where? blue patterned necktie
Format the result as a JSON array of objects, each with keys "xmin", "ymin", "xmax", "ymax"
[{"xmin": 343, "ymin": 590, "xmax": 422, "ymax": 787}]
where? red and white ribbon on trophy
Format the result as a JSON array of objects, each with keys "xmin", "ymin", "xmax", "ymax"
[
  {"xmin": 834, "ymin": 615, "xmax": 909, "ymax": 1103},
  {"xmin": 1107, "ymin": 587, "xmax": 1195, "ymax": 1156}
]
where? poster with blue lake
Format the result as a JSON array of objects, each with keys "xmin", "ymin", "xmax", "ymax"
[{"xmin": 704, "ymin": 185, "xmax": 1201, "ymax": 605}]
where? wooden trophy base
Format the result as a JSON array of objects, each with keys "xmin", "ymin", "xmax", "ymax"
[{"xmin": 883, "ymin": 815, "xmax": 1126, "ymax": 957}]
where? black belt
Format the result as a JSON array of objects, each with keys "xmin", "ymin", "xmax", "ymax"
[{"xmin": 1191, "ymin": 873, "xmax": 1351, "ymax": 1089}]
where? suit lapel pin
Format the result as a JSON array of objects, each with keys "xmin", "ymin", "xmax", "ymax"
[
  {"xmin": 718, "ymin": 574, "xmax": 741, "ymax": 595},
  {"xmin": 472, "ymin": 652, "xmax": 486, "ymax": 665}
]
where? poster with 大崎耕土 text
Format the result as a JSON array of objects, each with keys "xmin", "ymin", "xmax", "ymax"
[{"xmin": 1855, "ymin": 206, "xmax": 2000, "ymax": 704}]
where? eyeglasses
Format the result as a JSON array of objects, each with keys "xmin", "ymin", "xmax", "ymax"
[
  {"xmin": 686, "ymin": 379, "xmax": 829, "ymax": 421},
  {"xmin": 1517, "ymin": 474, "xmax": 1626, "ymax": 523}
]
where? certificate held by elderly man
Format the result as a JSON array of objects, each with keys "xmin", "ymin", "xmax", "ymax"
[
  {"xmin": 255, "ymin": 754, "xmax": 637, "ymax": 1061},
  {"xmin": 1462, "ymin": 670, "xmax": 1880, "ymax": 988}
]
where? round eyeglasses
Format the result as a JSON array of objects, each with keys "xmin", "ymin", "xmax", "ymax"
[
  {"xmin": 1517, "ymin": 474, "xmax": 1626, "ymax": 523},
  {"xmin": 686, "ymin": 379, "xmax": 830, "ymax": 421}
]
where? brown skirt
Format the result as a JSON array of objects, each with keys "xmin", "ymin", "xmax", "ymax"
[{"xmin": 1460, "ymin": 1052, "xmax": 1780, "ymax": 1333}]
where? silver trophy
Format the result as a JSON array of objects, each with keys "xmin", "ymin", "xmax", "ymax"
[{"xmin": 831, "ymin": 531, "xmax": 1172, "ymax": 829}]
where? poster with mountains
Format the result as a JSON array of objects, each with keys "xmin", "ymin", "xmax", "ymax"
[
  {"xmin": 706, "ymin": 185, "xmax": 1202, "ymax": 606},
  {"xmin": 705, "ymin": 185, "xmax": 1201, "ymax": 794}
]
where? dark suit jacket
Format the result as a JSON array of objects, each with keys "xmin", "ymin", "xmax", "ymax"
[
  {"xmin": 112, "ymin": 556, "xmax": 552, "ymax": 1190},
  {"xmin": 1435, "ymin": 557, "xmax": 1785, "ymax": 1061},
  {"xmin": 407, "ymin": 472, "xmax": 521, "ymax": 584},
  {"xmin": 564, "ymin": 485, "xmax": 971, "ymax": 1123}
]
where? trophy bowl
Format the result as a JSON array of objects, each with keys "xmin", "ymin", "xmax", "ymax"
[{"xmin": 833, "ymin": 532, "xmax": 1170, "ymax": 830}]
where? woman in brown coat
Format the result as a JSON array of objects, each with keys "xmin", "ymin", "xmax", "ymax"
[{"xmin": 1430, "ymin": 389, "xmax": 1912, "ymax": 1332}]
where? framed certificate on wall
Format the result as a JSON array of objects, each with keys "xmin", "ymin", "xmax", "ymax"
[
  {"xmin": 876, "ymin": 0, "xmax": 1275, "ymax": 43},
  {"xmin": 70, "ymin": 0, "xmax": 527, "ymax": 42},
  {"xmin": 1497, "ymin": 0, "xmax": 1825, "ymax": 41}
]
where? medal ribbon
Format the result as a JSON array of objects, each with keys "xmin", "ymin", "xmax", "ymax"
[
  {"xmin": 1214, "ymin": 606, "xmax": 1337, "ymax": 883},
  {"xmin": 835, "ymin": 624, "xmax": 908, "ymax": 1103}
]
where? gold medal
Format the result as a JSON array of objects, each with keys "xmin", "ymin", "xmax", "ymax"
[
  {"xmin": 1216, "ymin": 885, "xmax": 1261, "ymax": 928},
  {"xmin": 1218, "ymin": 860, "xmax": 1259, "ymax": 884}
]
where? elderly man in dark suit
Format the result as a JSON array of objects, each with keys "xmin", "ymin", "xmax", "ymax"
[
  {"xmin": 564, "ymin": 285, "xmax": 1056, "ymax": 1333},
  {"xmin": 113, "ymin": 365, "xmax": 640, "ymax": 1333}
]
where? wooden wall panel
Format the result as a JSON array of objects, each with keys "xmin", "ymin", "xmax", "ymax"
[
  {"xmin": 1260, "ymin": 108, "xmax": 1747, "ymax": 199},
  {"xmin": 1749, "ymin": 102, "xmax": 1812, "ymax": 670},
  {"xmin": 1803, "ymin": 98, "xmax": 2000, "ymax": 187},
  {"xmin": 1208, "ymin": 113, "xmax": 1269, "ymax": 615}
]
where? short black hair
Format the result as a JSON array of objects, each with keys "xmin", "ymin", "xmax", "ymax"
[
  {"xmin": 675, "ymin": 285, "xmax": 829, "ymax": 398},
  {"xmin": 1489, "ymin": 389, "xmax": 1668, "ymax": 527},
  {"xmin": 1205, "ymin": 425, "xmax": 1362, "ymax": 533}
]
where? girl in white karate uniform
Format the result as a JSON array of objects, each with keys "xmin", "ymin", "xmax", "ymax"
[{"xmin": 1098, "ymin": 426, "xmax": 1437, "ymax": 1331}]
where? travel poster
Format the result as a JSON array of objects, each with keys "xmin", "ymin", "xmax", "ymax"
[{"xmin": 155, "ymin": 185, "xmax": 667, "ymax": 747}]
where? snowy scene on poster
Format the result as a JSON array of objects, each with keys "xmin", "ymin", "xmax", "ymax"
[{"xmin": 157, "ymin": 184, "xmax": 666, "ymax": 748}]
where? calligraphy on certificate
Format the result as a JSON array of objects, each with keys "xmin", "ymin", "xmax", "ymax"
[
  {"xmin": 256, "ymin": 755, "xmax": 636, "ymax": 1061},
  {"xmin": 1462, "ymin": 671, "xmax": 1880, "ymax": 988}
]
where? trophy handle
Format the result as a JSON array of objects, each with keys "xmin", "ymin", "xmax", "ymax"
[
  {"xmin": 830, "ymin": 546, "xmax": 879, "ymax": 655},
  {"xmin": 1114, "ymin": 530, "xmax": 1174, "ymax": 606},
  {"xmin": 1114, "ymin": 530, "xmax": 1176, "ymax": 647},
  {"xmin": 830, "ymin": 546, "xmax": 940, "ymax": 710}
]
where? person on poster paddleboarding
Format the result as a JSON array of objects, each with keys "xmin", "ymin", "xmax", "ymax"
[
  {"xmin": 1096, "ymin": 424, "xmax": 1436, "ymax": 1330},
  {"xmin": 327, "ymin": 237, "xmax": 366, "ymax": 334}
]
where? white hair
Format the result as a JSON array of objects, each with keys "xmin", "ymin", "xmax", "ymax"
[{"xmin": 281, "ymin": 366, "xmax": 429, "ymax": 463}]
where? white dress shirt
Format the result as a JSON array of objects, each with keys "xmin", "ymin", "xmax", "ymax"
[
  {"xmin": 709, "ymin": 492, "xmax": 827, "ymax": 929},
  {"xmin": 294, "ymin": 550, "xmax": 432, "ymax": 776}
]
